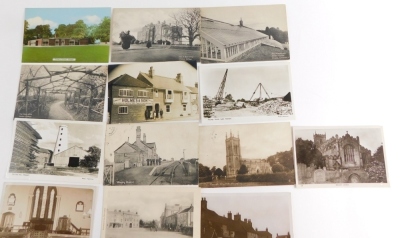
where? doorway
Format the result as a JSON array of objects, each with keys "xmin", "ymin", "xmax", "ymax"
[{"xmin": 68, "ymin": 157, "xmax": 80, "ymax": 167}]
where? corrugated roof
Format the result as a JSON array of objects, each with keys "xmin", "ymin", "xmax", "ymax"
[
  {"xmin": 201, "ymin": 17, "xmax": 267, "ymax": 47},
  {"xmin": 138, "ymin": 72, "xmax": 191, "ymax": 92},
  {"xmin": 110, "ymin": 74, "xmax": 153, "ymax": 88}
]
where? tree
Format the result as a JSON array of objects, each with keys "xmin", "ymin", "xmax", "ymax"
[
  {"xmin": 225, "ymin": 94, "xmax": 234, "ymax": 101},
  {"xmin": 171, "ymin": 8, "xmax": 200, "ymax": 46},
  {"xmin": 214, "ymin": 168, "xmax": 224, "ymax": 178},
  {"xmin": 272, "ymin": 163, "xmax": 284, "ymax": 173},
  {"xmin": 373, "ymin": 145, "xmax": 384, "ymax": 162},
  {"xmin": 35, "ymin": 24, "xmax": 52, "ymax": 38},
  {"xmin": 295, "ymin": 138, "xmax": 314, "ymax": 166},
  {"xmin": 94, "ymin": 17, "xmax": 111, "ymax": 42},
  {"xmin": 80, "ymin": 146, "xmax": 101, "ymax": 168},
  {"xmin": 146, "ymin": 41, "xmax": 152, "ymax": 48},
  {"xmin": 72, "ymin": 20, "xmax": 87, "ymax": 39},
  {"xmin": 210, "ymin": 166, "xmax": 216, "ymax": 175},
  {"xmin": 199, "ymin": 163, "xmax": 212, "ymax": 177},
  {"xmin": 237, "ymin": 164, "xmax": 248, "ymax": 175}
]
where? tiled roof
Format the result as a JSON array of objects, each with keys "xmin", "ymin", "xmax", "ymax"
[
  {"xmin": 201, "ymin": 17, "xmax": 267, "ymax": 47},
  {"xmin": 109, "ymin": 74, "xmax": 153, "ymax": 88},
  {"xmin": 138, "ymin": 72, "xmax": 191, "ymax": 92}
]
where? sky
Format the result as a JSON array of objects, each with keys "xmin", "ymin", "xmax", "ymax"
[
  {"xmin": 200, "ymin": 63, "xmax": 291, "ymax": 100},
  {"xmin": 204, "ymin": 193, "xmax": 292, "ymax": 236},
  {"xmin": 104, "ymin": 122, "xmax": 198, "ymax": 164},
  {"xmin": 108, "ymin": 62, "xmax": 198, "ymax": 88},
  {"xmin": 199, "ymin": 122, "xmax": 292, "ymax": 169},
  {"xmin": 25, "ymin": 8, "xmax": 111, "ymax": 33},
  {"xmin": 201, "ymin": 5, "xmax": 288, "ymax": 32},
  {"xmin": 25, "ymin": 120, "xmax": 105, "ymax": 151},
  {"xmin": 105, "ymin": 187, "xmax": 194, "ymax": 221},
  {"xmin": 294, "ymin": 127, "xmax": 384, "ymax": 152},
  {"xmin": 112, "ymin": 8, "xmax": 201, "ymax": 44}
]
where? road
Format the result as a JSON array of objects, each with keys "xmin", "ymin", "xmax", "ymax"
[
  {"xmin": 106, "ymin": 228, "xmax": 190, "ymax": 238},
  {"xmin": 48, "ymin": 100, "xmax": 74, "ymax": 120}
]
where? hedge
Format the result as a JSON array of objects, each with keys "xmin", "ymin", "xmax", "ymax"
[
  {"xmin": 236, "ymin": 172, "xmax": 295, "ymax": 183},
  {"xmin": 199, "ymin": 176, "xmax": 213, "ymax": 183}
]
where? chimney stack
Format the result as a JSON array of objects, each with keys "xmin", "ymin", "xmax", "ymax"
[
  {"xmin": 176, "ymin": 73, "xmax": 183, "ymax": 84},
  {"xmin": 195, "ymin": 82, "xmax": 198, "ymax": 88},
  {"xmin": 234, "ymin": 213, "xmax": 241, "ymax": 221},
  {"xmin": 149, "ymin": 66, "xmax": 154, "ymax": 78},
  {"xmin": 227, "ymin": 211, "xmax": 232, "ymax": 220}
]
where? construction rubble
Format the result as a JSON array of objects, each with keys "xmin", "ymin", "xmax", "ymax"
[{"xmin": 255, "ymin": 99, "xmax": 292, "ymax": 115}]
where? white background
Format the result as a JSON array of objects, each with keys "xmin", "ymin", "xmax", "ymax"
[{"xmin": 0, "ymin": 0, "xmax": 399, "ymax": 237}]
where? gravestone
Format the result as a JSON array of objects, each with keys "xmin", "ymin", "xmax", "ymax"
[
  {"xmin": 297, "ymin": 163, "xmax": 306, "ymax": 179},
  {"xmin": 313, "ymin": 169, "xmax": 326, "ymax": 183}
]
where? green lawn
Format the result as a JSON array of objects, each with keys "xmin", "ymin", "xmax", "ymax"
[{"xmin": 22, "ymin": 45, "xmax": 109, "ymax": 63}]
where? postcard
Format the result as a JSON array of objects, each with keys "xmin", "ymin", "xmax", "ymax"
[
  {"xmin": 102, "ymin": 186, "xmax": 200, "ymax": 238},
  {"xmin": 107, "ymin": 62, "xmax": 199, "ymax": 123},
  {"xmin": 198, "ymin": 122, "xmax": 295, "ymax": 188},
  {"xmin": 14, "ymin": 65, "xmax": 107, "ymax": 122},
  {"xmin": 0, "ymin": 183, "xmax": 96, "ymax": 237},
  {"xmin": 7, "ymin": 119, "xmax": 105, "ymax": 183},
  {"xmin": 104, "ymin": 122, "xmax": 199, "ymax": 186},
  {"xmin": 199, "ymin": 61, "xmax": 294, "ymax": 125},
  {"xmin": 293, "ymin": 126, "xmax": 389, "ymax": 187},
  {"xmin": 201, "ymin": 192, "xmax": 293, "ymax": 238},
  {"xmin": 200, "ymin": 5, "xmax": 289, "ymax": 63},
  {"xmin": 111, "ymin": 8, "xmax": 201, "ymax": 62},
  {"xmin": 22, "ymin": 8, "xmax": 111, "ymax": 63}
]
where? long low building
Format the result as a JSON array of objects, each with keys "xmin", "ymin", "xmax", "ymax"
[{"xmin": 27, "ymin": 38, "xmax": 89, "ymax": 46}]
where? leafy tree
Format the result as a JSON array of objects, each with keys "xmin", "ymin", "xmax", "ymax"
[
  {"xmin": 214, "ymin": 168, "xmax": 224, "ymax": 178},
  {"xmin": 55, "ymin": 24, "xmax": 68, "ymax": 38},
  {"xmin": 72, "ymin": 20, "xmax": 87, "ymax": 39},
  {"xmin": 94, "ymin": 17, "xmax": 111, "ymax": 42},
  {"xmin": 225, "ymin": 94, "xmax": 234, "ymax": 101},
  {"xmin": 210, "ymin": 166, "xmax": 216, "ymax": 175},
  {"xmin": 295, "ymin": 138, "xmax": 314, "ymax": 166},
  {"xmin": 373, "ymin": 145, "xmax": 384, "ymax": 162},
  {"xmin": 237, "ymin": 164, "xmax": 248, "ymax": 175},
  {"xmin": 35, "ymin": 24, "xmax": 52, "ymax": 38},
  {"xmin": 171, "ymin": 8, "xmax": 200, "ymax": 46},
  {"xmin": 223, "ymin": 165, "xmax": 227, "ymax": 176},
  {"xmin": 146, "ymin": 41, "xmax": 152, "ymax": 48},
  {"xmin": 80, "ymin": 146, "xmax": 101, "ymax": 168},
  {"xmin": 272, "ymin": 163, "xmax": 284, "ymax": 173},
  {"xmin": 199, "ymin": 163, "xmax": 212, "ymax": 177}
]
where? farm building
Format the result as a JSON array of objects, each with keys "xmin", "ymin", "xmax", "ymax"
[{"xmin": 51, "ymin": 145, "xmax": 88, "ymax": 167}]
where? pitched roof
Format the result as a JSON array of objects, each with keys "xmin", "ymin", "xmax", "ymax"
[
  {"xmin": 138, "ymin": 72, "xmax": 191, "ymax": 92},
  {"xmin": 179, "ymin": 205, "xmax": 194, "ymax": 214},
  {"xmin": 109, "ymin": 74, "xmax": 153, "ymax": 88},
  {"xmin": 201, "ymin": 17, "xmax": 267, "ymax": 47},
  {"xmin": 186, "ymin": 86, "xmax": 198, "ymax": 94},
  {"xmin": 114, "ymin": 141, "xmax": 141, "ymax": 153}
]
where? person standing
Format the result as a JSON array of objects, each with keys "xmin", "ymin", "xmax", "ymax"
[{"xmin": 160, "ymin": 109, "xmax": 163, "ymax": 119}]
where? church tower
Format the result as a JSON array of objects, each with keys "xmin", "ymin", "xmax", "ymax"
[
  {"xmin": 53, "ymin": 125, "xmax": 68, "ymax": 155},
  {"xmin": 225, "ymin": 131, "xmax": 242, "ymax": 177}
]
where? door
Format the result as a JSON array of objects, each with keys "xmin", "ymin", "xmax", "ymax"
[
  {"xmin": 68, "ymin": 157, "xmax": 80, "ymax": 167},
  {"xmin": 155, "ymin": 103, "xmax": 160, "ymax": 118},
  {"xmin": 1, "ymin": 212, "xmax": 14, "ymax": 230}
]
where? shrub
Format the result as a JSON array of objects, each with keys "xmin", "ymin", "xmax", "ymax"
[
  {"xmin": 199, "ymin": 176, "xmax": 213, "ymax": 183},
  {"xmin": 146, "ymin": 41, "xmax": 152, "ymax": 48}
]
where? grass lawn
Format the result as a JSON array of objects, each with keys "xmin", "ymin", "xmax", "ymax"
[{"xmin": 22, "ymin": 45, "xmax": 109, "ymax": 63}]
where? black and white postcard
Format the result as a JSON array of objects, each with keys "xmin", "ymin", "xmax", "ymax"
[
  {"xmin": 293, "ymin": 126, "xmax": 388, "ymax": 187},
  {"xmin": 111, "ymin": 8, "xmax": 201, "ymax": 62},
  {"xmin": 199, "ymin": 62, "xmax": 294, "ymax": 125},
  {"xmin": 198, "ymin": 122, "xmax": 295, "ymax": 188},
  {"xmin": 102, "ymin": 186, "xmax": 200, "ymax": 238},
  {"xmin": 104, "ymin": 122, "xmax": 199, "ymax": 186},
  {"xmin": 0, "ymin": 183, "xmax": 95, "ymax": 237},
  {"xmin": 14, "ymin": 65, "xmax": 107, "ymax": 122},
  {"xmin": 201, "ymin": 192, "xmax": 293, "ymax": 238},
  {"xmin": 7, "ymin": 119, "xmax": 105, "ymax": 183},
  {"xmin": 107, "ymin": 62, "xmax": 199, "ymax": 124},
  {"xmin": 200, "ymin": 5, "xmax": 289, "ymax": 63}
]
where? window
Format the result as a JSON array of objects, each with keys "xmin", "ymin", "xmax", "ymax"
[
  {"xmin": 137, "ymin": 90, "xmax": 148, "ymax": 97},
  {"xmin": 76, "ymin": 201, "xmax": 84, "ymax": 212},
  {"xmin": 118, "ymin": 106, "xmax": 128, "ymax": 114},
  {"xmin": 166, "ymin": 105, "xmax": 171, "ymax": 113},
  {"xmin": 183, "ymin": 104, "xmax": 187, "ymax": 111},
  {"xmin": 154, "ymin": 89, "xmax": 158, "ymax": 97},
  {"xmin": 183, "ymin": 91, "xmax": 189, "ymax": 100},
  {"xmin": 344, "ymin": 144, "xmax": 355, "ymax": 163},
  {"xmin": 7, "ymin": 194, "xmax": 16, "ymax": 206},
  {"xmin": 166, "ymin": 90, "xmax": 173, "ymax": 99},
  {"xmin": 119, "ymin": 89, "xmax": 134, "ymax": 97}
]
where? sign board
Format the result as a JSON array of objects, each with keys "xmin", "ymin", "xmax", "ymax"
[{"xmin": 113, "ymin": 98, "xmax": 153, "ymax": 105}]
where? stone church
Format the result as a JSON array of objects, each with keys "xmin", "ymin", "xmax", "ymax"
[{"xmin": 225, "ymin": 132, "xmax": 272, "ymax": 177}]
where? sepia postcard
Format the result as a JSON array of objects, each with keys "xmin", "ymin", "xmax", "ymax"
[
  {"xmin": 22, "ymin": 8, "xmax": 111, "ymax": 63},
  {"xmin": 293, "ymin": 126, "xmax": 389, "ymax": 187},
  {"xmin": 7, "ymin": 119, "xmax": 105, "ymax": 183},
  {"xmin": 0, "ymin": 183, "xmax": 96, "ymax": 237},
  {"xmin": 104, "ymin": 122, "xmax": 199, "ymax": 186},
  {"xmin": 14, "ymin": 65, "xmax": 107, "ymax": 122},
  {"xmin": 111, "ymin": 8, "xmax": 201, "ymax": 62},
  {"xmin": 107, "ymin": 62, "xmax": 199, "ymax": 124},
  {"xmin": 199, "ymin": 61, "xmax": 294, "ymax": 125},
  {"xmin": 201, "ymin": 192, "xmax": 293, "ymax": 238},
  {"xmin": 198, "ymin": 122, "xmax": 295, "ymax": 188},
  {"xmin": 200, "ymin": 5, "xmax": 290, "ymax": 63},
  {"xmin": 102, "ymin": 186, "xmax": 200, "ymax": 238}
]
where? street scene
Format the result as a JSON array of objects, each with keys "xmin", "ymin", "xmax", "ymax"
[{"xmin": 104, "ymin": 122, "xmax": 199, "ymax": 185}]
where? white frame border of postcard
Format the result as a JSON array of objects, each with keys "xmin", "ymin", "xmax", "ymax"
[
  {"xmin": 102, "ymin": 186, "xmax": 201, "ymax": 238},
  {"xmin": 0, "ymin": 182, "xmax": 97, "ymax": 238},
  {"xmin": 293, "ymin": 126, "xmax": 389, "ymax": 188},
  {"xmin": 199, "ymin": 61, "xmax": 294, "ymax": 125},
  {"xmin": 6, "ymin": 118, "xmax": 106, "ymax": 184}
]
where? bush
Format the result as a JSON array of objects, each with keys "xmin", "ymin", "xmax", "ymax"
[
  {"xmin": 236, "ymin": 172, "xmax": 294, "ymax": 183},
  {"xmin": 166, "ymin": 40, "xmax": 171, "ymax": 45},
  {"xmin": 157, "ymin": 40, "xmax": 162, "ymax": 44},
  {"xmin": 146, "ymin": 41, "xmax": 152, "ymax": 48},
  {"xmin": 199, "ymin": 176, "xmax": 213, "ymax": 183}
]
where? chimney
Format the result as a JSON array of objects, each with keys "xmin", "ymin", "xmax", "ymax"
[
  {"xmin": 195, "ymin": 82, "xmax": 198, "ymax": 88},
  {"xmin": 149, "ymin": 66, "xmax": 154, "ymax": 78},
  {"xmin": 143, "ymin": 133, "xmax": 146, "ymax": 143},
  {"xmin": 234, "ymin": 213, "xmax": 241, "ymax": 221},
  {"xmin": 248, "ymin": 219, "xmax": 252, "ymax": 226},
  {"xmin": 201, "ymin": 198, "xmax": 207, "ymax": 210},
  {"xmin": 244, "ymin": 218, "xmax": 247, "ymax": 223},
  {"xmin": 176, "ymin": 73, "xmax": 183, "ymax": 84},
  {"xmin": 227, "ymin": 211, "xmax": 232, "ymax": 220},
  {"xmin": 136, "ymin": 126, "xmax": 141, "ymax": 143}
]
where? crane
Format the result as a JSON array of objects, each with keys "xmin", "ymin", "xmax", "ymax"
[{"xmin": 214, "ymin": 69, "xmax": 228, "ymax": 101}]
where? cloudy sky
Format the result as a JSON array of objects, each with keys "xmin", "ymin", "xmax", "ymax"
[
  {"xmin": 201, "ymin": 5, "xmax": 288, "ymax": 31},
  {"xmin": 104, "ymin": 122, "xmax": 198, "ymax": 164},
  {"xmin": 112, "ymin": 8, "xmax": 200, "ymax": 43},
  {"xmin": 199, "ymin": 122, "xmax": 292, "ymax": 169},
  {"xmin": 204, "ymin": 192, "xmax": 292, "ymax": 236},
  {"xmin": 200, "ymin": 62, "xmax": 291, "ymax": 100},
  {"xmin": 294, "ymin": 127, "xmax": 384, "ymax": 152},
  {"xmin": 108, "ymin": 62, "xmax": 198, "ymax": 88},
  {"xmin": 105, "ymin": 187, "xmax": 194, "ymax": 222},
  {"xmin": 23, "ymin": 120, "xmax": 105, "ymax": 151},
  {"xmin": 25, "ymin": 8, "xmax": 111, "ymax": 33}
]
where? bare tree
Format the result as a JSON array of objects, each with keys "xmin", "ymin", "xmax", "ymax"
[{"xmin": 171, "ymin": 8, "xmax": 200, "ymax": 46}]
